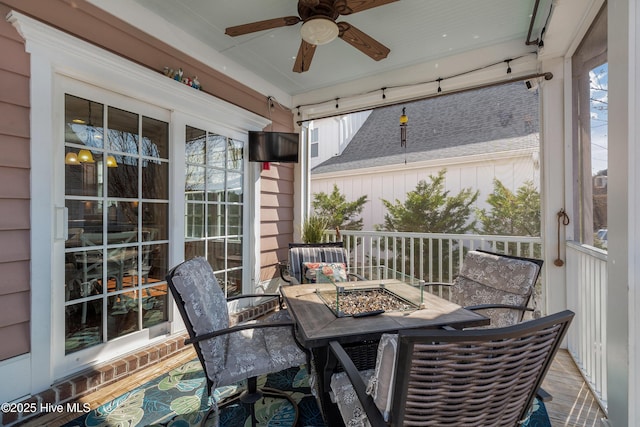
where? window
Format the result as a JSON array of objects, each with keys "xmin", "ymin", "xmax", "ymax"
[
  {"xmin": 184, "ymin": 126, "xmax": 245, "ymax": 296},
  {"xmin": 572, "ymin": 4, "xmax": 607, "ymax": 249},
  {"xmin": 310, "ymin": 127, "xmax": 319, "ymax": 158},
  {"xmin": 63, "ymin": 94, "xmax": 169, "ymax": 354}
]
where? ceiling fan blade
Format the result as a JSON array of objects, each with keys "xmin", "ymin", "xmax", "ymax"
[
  {"xmin": 338, "ymin": 22, "xmax": 390, "ymax": 61},
  {"xmin": 225, "ymin": 16, "xmax": 301, "ymax": 37},
  {"xmin": 293, "ymin": 40, "xmax": 317, "ymax": 73},
  {"xmin": 335, "ymin": 0, "xmax": 399, "ymax": 15}
]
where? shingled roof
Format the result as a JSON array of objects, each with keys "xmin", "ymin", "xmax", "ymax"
[{"xmin": 311, "ymin": 82, "xmax": 539, "ymax": 174}]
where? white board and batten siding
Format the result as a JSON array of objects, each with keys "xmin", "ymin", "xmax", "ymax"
[{"xmin": 311, "ymin": 149, "xmax": 539, "ymax": 231}]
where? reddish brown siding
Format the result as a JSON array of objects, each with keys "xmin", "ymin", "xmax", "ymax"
[
  {"xmin": 259, "ymin": 164, "xmax": 295, "ymax": 279},
  {"xmin": 0, "ymin": 3, "xmax": 31, "ymax": 361}
]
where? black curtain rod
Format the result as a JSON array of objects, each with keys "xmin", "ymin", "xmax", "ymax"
[{"xmin": 296, "ymin": 71, "xmax": 553, "ymax": 126}]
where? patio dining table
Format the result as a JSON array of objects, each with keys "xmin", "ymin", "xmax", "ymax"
[{"xmin": 280, "ymin": 279, "xmax": 490, "ymax": 426}]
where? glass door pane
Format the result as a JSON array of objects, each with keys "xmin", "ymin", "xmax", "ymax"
[
  {"xmin": 184, "ymin": 126, "xmax": 246, "ymax": 297},
  {"xmin": 63, "ymin": 94, "xmax": 170, "ymax": 354}
]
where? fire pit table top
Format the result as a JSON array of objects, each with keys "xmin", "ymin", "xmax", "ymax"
[
  {"xmin": 316, "ymin": 282, "xmax": 424, "ymax": 317},
  {"xmin": 280, "ymin": 280, "xmax": 489, "ymax": 348}
]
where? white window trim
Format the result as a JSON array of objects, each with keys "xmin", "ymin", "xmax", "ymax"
[{"xmin": 6, "ymin": 10, "xmax": 269, "ymax": 399}]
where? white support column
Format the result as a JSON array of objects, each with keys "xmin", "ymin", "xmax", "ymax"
[
  {"xmin": 607, "ymin": 0, "xmax": 638, "ymax": 425},
  {"xmin": 540, "ymin": 58, "xmax": 568, "ymax": 317},
  {"xmin": 293, "ymin": 123, "xmax": 310, "ymax": 242},
  {"xmin": 631, "ymin": 1, "xmax": 640, "ymax": 420}
]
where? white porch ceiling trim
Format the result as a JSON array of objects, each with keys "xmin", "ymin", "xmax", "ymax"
[{"xmin": 87, "ymin": 0, "xmax": 293, "ymax": 108}]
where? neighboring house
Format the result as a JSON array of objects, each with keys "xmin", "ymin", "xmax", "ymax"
[
  {"xmin": 592, "ymin": 172, "xmax": 608, "ymax": 233},
  {"xmin": 309, "ymin": 110, "xmax": 371, "ymax": 169},
  {"xmin": 311, "ymin": 83, "xmax": 540, "ymax": 230}
]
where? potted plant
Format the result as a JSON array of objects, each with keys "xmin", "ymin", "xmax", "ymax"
[{"xmin": 301, "ymin": 215, "xmax": 328, "ymax": 243}]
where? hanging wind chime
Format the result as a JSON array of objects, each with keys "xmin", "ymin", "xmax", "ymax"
[{"xmin": 400, "ymin": 107, "xmax": 408, "ymax": 163}]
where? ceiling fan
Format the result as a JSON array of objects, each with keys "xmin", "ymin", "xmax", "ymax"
[{"xmin": 225, "ymin": 0, "xmax": 398, "ymax": 73}]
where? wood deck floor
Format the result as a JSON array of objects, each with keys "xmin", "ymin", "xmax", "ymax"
[
  {"xmin": 543, "ymin": 350, "xmax": 607, "ymax": 426},
  {"xmin": 21, "ymin": 348, "xmax": 607, "ymax": 427}
]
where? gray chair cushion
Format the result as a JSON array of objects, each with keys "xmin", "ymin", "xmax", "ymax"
[
  {"xmin": 220, "ymin": 320, "xmax": 307, "ymax": 386},
  {"xmin": 171, "ymin": 257, "xmax": 307, "ymax": 391},
  {"xmin": 330, "ymin": 334, "xmax": 398, "ymax": 426},
  {"xmin": 331, "ymin": 369, "xmax": 376, "ymax": 427},
  {"xmin": 171, "ymin": 257, "xmax": 229, "ymax": 387},
  {"xmin": 451, "ymin": 250, "xmax": 540, "ymax": 327}
]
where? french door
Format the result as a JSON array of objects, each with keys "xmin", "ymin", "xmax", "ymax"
[{"xmin": 58, "ymin": 82, "xmax": 171, "ymax": 371}]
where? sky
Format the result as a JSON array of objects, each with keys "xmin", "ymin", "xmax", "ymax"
[{"xmin": 590, "ymin": 63, "xmax": 608, "ymax": 175}]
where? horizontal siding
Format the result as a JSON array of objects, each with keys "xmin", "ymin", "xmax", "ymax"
[
  {"xmin": 0, "ymin": 260, "xmax": 30, "ymax": 295},
  {"xmin": 0, "ymin": 323, "xmax": 29, "ymax": 360},
  {"xmin": 0, "ymin": 102, "xmax": 30, "ymax": 138},
  {"xmin": 0, "ymin": 199, "xmax": 30, "ymax": 230},
  {"xmin": 0, "ymin": 11, "xmax": 30, "ymax": 363},
  {"xmin": 0, "ymin": 166, "xmax": 30, "ymax": 198},
  {"xmin": 260, "ymin": 221, "xmax": 294, "ymax": 236},
  {"xmin": 260, "ymin": 233, "xmax": 293, "ymax": 251},
  {"xmin": 0, "ymin": 230, "xmax": 30, "ymax": 263},
  {"xmin": 0, "ymin": 5, "xmax": 24, "ymax": 42},
  {"xmin": 260, "ymin": 161, "xmax": 295, "ymax": 279},
  {"xmin": 0, "ymin": 135, "xmax": 29, "ymax": 168},
  {"xmin": 261, "ymin": 193, "xmax": 295, "ymax": 208},
  {"xmin": 261, "ymin": 233, "xmax": 293, "ymax": 268},
  {"xmin": 0, "ymin": 69, "xmax": 29, "ymax": 107},
  {"xmin": 260, "ymin": 207, "xmax": 294, "ymax": 222},
  {"xmin": 260, "ymin": 178, "xmax": 294, "ymax": 195},
  {"xmin": 261, "ymin": 163, "xmax": 294, "ymax": 181},
  {"xmin": 0, "ymin": 291, "xmax": 30, "ymax": 328},
  {"xmin": 0, "ymin": 35, "xmax": 29, "ymax": 76},
  {"xmin": 260, "ymin": 251, "xmax": 281, "ymax": 266}
]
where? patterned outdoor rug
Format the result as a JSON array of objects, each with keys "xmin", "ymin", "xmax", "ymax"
[
  {"xmin": 63, "ymin": 358, "xmax": 551, "ymax": 426},
  {"xmin": 62, "ymin": 360, "xmax": 324, "ymax": 427}
]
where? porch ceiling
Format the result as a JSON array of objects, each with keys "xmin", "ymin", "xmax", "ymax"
[{"xmin": 96, "ymin": 0, "xmax": 596, "ymax": 109}]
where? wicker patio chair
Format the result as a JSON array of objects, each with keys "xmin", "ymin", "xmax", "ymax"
[
  {"xmin": 328, "ymin": 309, "xmax": 574, "ymax": 427},
  {"xmin": 425, "ymin": 249, "xmax": 543, "ymax": 328},
  {"xmin": 280, "ymin": 241, "xmax": 365, "ymax": 284},
  {"xmin": 167, "ymin": 257, "xmax": 309, "ymax": 427}
]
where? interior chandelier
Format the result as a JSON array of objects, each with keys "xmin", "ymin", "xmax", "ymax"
[
  {"xmin": 65, "ymin": 150, "xmax": 117, "ymax": 167},
  {"xmin": 300, "ymin": 17, "xmax": 339, "ymax": 45}
]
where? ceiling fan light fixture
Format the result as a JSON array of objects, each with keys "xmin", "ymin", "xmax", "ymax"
[{"xmin": 300, "ymin": 17, "xmax": 339, "ymax": 45}]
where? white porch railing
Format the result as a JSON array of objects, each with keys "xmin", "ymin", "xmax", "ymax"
[
  {"xmin": 566, "ymin": 241, "xmax": 608, "ymax": 411},
  {"xmin": 325, "ymin": 230, "xmax": 542, "ymax": 281},
  {"xmin": 324, "ymin": 229, "xmax": 543, "ymax": 301}
]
